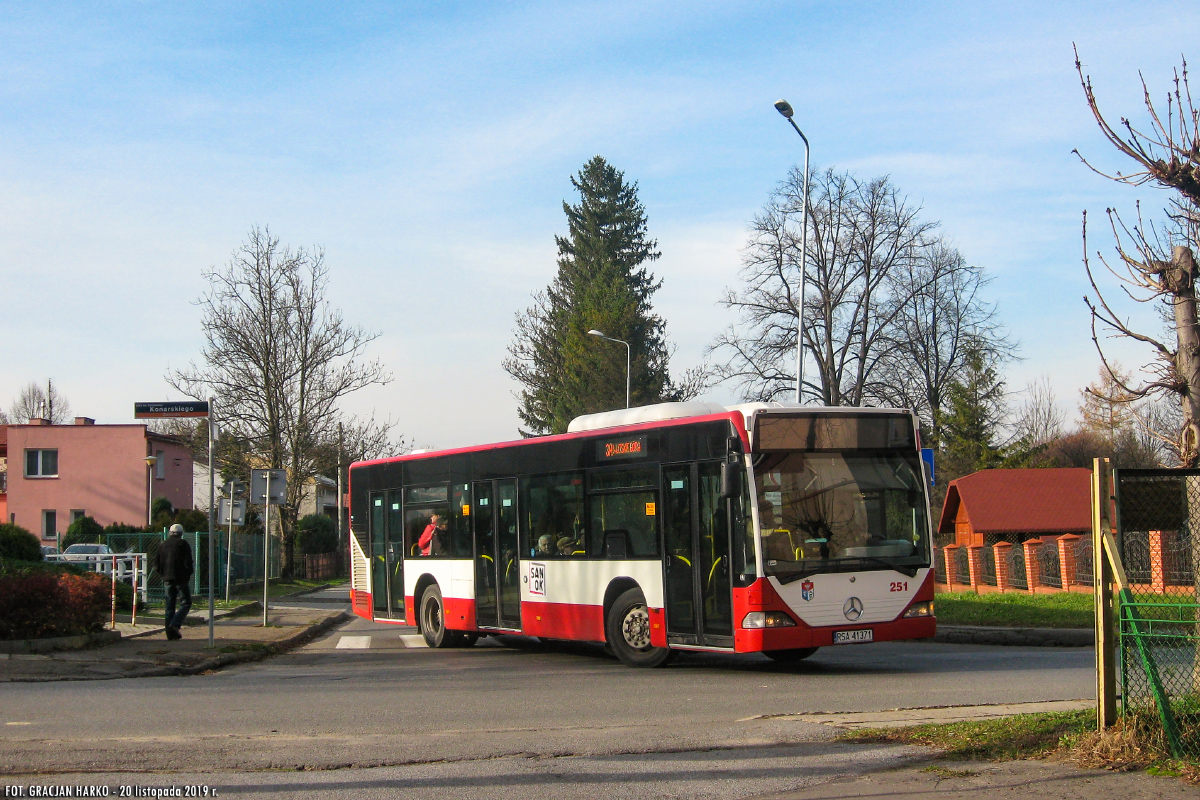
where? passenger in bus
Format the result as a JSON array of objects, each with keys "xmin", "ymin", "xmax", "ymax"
[
  {"xmin": 418, "ymin": 513, "xmax": 444, "ymax": 556},
  {"xmin": 535, "ymin": 534, "xmax": 556, "ymax": 558},
  {"xmin": 557, "ymin": 537, "xmax": 577, "ymax": 556}
]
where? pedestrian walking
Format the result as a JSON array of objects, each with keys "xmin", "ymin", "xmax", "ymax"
[{"xmin": 156, "ymin": 523, "xmax": 193, "ymax": 640}]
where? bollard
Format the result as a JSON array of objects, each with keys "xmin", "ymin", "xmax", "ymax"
[
  {"xmin": 131, "ymin": 556, "xmax": 139, "ymax": 627},
  {"xmin": 110, "ymin": 554, "xmax": 117, "ymax": 630}
]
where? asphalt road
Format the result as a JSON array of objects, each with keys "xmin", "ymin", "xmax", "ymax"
[{"xmin": 1, "ymin": 586, "xmax": 1096, "ymax": 798}]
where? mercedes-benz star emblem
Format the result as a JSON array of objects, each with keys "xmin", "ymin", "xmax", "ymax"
[{"xmin": 843, "ymin": 597, "xmax": 864, "ymax": 621}]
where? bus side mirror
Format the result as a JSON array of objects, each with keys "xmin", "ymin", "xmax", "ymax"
[{"xmin": 720, "ymin": 459, "xmax": 740, "ymax": 499}]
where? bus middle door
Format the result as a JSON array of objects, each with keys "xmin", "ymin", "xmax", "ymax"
[{"xmin": 663, "ymin": 462, "xmax": 734, "ymax": 646}]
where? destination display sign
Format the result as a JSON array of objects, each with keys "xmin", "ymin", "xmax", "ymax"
[
  {"xmin": 134, "ymin": 401, "xmax": 210, "ymax": 418},
  {"xmin": 596, "ymin": 435, "xmax": 647, "ymax": 461}
]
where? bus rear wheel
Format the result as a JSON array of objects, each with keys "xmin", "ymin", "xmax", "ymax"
[
  {"xmin": 420, "ymin": 585, "xmax": 457, "ymax": 648},
  {"xmin": 606, "ymin": 588, "xmax": 673, "ymax": 668},
  {"xmin": 764, "ymin": 647, "xmax": 819, "ymax": 662}
]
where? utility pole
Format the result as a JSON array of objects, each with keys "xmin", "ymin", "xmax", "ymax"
[
  {"xmin": 337, "ymin": 423, "xmax": 345, "ymax": 553},
  {"xmin": 207, "ymin": 398, "xmax": 216, "ymax": 648}
]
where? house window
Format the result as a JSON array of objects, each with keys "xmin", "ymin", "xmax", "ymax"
[
  {"xmin": 25, "ymin": 449, "xmax": 59, "ymax": 478},
  {"xmin": 155, "ymin": 450, "xmax": 165, "ymax": 479},
  {"xmin": 71, "ymin": 509, "xmax": 86, "ymax": 524},
  {"xmin": 43, "ymin": 510, "xmax": 57, "ymax": 538}
]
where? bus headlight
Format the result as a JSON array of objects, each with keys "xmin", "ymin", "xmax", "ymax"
[
  {"xmin": 902, "ymin": 601, "xmax": 934, "ymax": 619},
  {"xmin": 742, "ymin": 611, "xmax": 796, "ymax": 629}
]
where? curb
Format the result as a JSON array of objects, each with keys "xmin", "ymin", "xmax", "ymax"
[
  {"xmin": 933, "ymin": 625, "xmax": 1092, "ymax": 647},
  {"xmin": 0, "ymin": 630, "xmax": 121, "ymax": 655},
  {"xmin": 177, "ymin": 610, "xmax": 350, "ymax": 675},
  {"xmin": 2, "ymin": 611, "xmax": 351, "ymax": 682}
]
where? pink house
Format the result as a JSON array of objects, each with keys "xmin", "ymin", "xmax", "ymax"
[{"xmin": 4, "ymin": 418, "xmax": 193, "ymax": 542}]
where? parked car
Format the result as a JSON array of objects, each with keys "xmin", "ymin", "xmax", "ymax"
[
  {"xmin": 62, "ymin": 543, "xmax": 114, "ymax": 573},
  {"xmin": 41, "ymin": 545, "xmax": 59, "ymax": 557}
]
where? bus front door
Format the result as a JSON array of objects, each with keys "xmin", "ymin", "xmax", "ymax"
[
  {"xmin": 370, "ymin": 492, "xmax": 389, "ymax": 615},
  {"xmin": 473, "ymin": 479, "xmax": 522, "ymax": 630},
  {"xmin": 663, "ymin": 463, "xmax": 734, "ymax": 646}
]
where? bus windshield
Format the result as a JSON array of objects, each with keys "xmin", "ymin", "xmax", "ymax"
[{"xmin": 754, "ymin": 450, "xmax": 930, "ymax": 582}]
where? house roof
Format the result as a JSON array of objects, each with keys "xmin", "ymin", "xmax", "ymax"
[{"xmin": 937, "ymin": 468, "xmax": 1092, "ymax": 535}]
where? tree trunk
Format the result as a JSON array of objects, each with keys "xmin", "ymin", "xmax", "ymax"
[{"xmin": 1172, "ymin": 246, "xmax": 1200, "ymax": 469}]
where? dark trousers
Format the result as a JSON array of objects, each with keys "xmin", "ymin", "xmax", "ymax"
[{"xmin": 165, "ymin": 580, "xmax": 192, "ymax": 630}]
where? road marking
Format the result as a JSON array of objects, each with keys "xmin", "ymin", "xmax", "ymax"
[
  {"xmin": 5, "ymin": 722, "xmax": 32, "ymax": 726},
  {"xmin": 335, "ymin": 636, "xmax": 372, "ymax": 650},
  {"xmin": 399, "ymin": 635, "xmax": 428, "ymax": 648}
]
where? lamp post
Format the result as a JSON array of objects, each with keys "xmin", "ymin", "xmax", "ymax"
[
  {"xmin": 144, "ymin": 455, "xmax": 158, "ymax": 527},
  {"xmin": 773, "ymin": 98, "xmax": 810, "ymax": 404},
  {"xmin": 587, "ymin": 330, "xmax": 630, "ymax": 409}
]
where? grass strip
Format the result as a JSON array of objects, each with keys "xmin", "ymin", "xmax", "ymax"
[
  {"xmin": 839, "ymin": 710, "xmax": 1095, "ymax": 760},
  {"xmin": 935, "ymin": 591, "xmax": 1093, "ymax": 629}
]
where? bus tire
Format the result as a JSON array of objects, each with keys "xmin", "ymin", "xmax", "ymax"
[
  {"xmin": 606, "ymin": 588, "xmax": 673, "ymax": 668},
  {"xmin": 763, "ymin": 647, "xmax": 819, "ymax": 662},
  {"xmin": 419, "ymin": 585, "xmax": 454, "ymax": 648}
]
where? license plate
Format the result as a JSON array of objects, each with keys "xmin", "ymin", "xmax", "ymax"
[{"xmin": 833, "ymin": 629, "xmax": 873, "ymax": 644}]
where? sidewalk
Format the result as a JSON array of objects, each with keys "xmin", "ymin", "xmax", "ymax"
[{"xmin": 0, "ymin": 606, "xmax": 348, "ymax": 682}]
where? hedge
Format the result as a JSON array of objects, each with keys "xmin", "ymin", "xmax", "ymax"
[{"xmin": 0, "ymin": 566, "xmax": 111, "ymax": 640}]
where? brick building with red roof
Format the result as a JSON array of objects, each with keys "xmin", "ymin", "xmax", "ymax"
[{"xmin": 938, "ymin": 468, "xmax": 1092, "ymax": 547}]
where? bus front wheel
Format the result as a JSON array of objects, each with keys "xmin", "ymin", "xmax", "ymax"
[
  {"xmin": 606, "ymin": 588, "xmax": 673, "ymax": 668},
  {"xmin": 420, "ymin": 585, "xmax": 457, "ymax": 648}
]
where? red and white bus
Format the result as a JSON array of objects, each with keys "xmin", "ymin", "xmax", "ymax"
[{"xmin": 348, "ymin": 402, "xmax": 935, "ymax": 666}]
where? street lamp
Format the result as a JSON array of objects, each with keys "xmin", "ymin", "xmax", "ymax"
[
  {"xmin": 774, "ymin": 98, "xmax": 811, "ymax": 405},
  {"xmin": 587, "ymin": 330, "xmax": 631, "ymax": 409},
  {"xmin": 144, "ymin": 455, "xmax": 158, "ymax": 527}
]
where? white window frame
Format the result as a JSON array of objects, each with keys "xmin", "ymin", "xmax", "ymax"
[
  {"xmin": 25, "ymin": 449, "xmax": 59, "ymax": 478},
  {"xmin": 43, "ymin": 509, "xmax": 57, "ymax": 538}
]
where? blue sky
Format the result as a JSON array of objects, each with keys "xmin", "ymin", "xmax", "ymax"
[{"xmin": 1, "ymin": 1, "xmax": 1195, "ymax": 449}]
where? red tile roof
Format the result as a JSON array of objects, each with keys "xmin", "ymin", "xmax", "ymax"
[{"xmin": 937, "ymin": 468, "xmax": 1092, "ymax": 535}]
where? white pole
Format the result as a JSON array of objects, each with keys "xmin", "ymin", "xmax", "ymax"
[
  {"xmin": 225, "ymin": 492, "xmax": 235, "ymax": 603},
  {"xmin": 207, "ymin": 398, "xmax": 216, "ymax": 648},
  {"xmin": 263, "ymin": 471, "xmax": 271, "ymax": 627},
  {"xmin": 623, "ymin": 339, "xmax": 631, "ymax": 409}
]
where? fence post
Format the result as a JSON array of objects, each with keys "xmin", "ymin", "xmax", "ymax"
[
  {"xmin": 993, "ymin": 541, "xmax": 1012, "ymax": 591},
  {"xmin": 966, "ymin": 545, "xmax": 983, "ymax": 592},
  {"xmin": 1023, "ymin": 539, "xmax": 1041, "ymax": 593},
  {"xmin": 943, "ymin": 544, "xmax": 959, "ymax": 587},
  {"xmin": 1093, "ymin": 457, "xmax": 1117, "ymax": 729},
  {"xmin": 1147, "ymin": 530, "xmax": 1167, "ymax": 595},
  {"xmin": 1057, "ymin": 533, "xmax": 1081, "ymax": 589}
]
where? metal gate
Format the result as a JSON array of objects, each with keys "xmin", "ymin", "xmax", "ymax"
[{"xmin": 1112, "ymin": 468, "xmax": 1200, "ymax": 760}]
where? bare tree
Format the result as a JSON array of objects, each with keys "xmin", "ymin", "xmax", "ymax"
[
  {"xmin": 1075, "ymin": 47, "xmax": 1200, "ymax": 466},
  {"xmin": 872, "ymin": 239, "xmax": 1014, "ymax": 442},
  {"xmin": 10, "ymin": 380, "xmax": 71, "ymax": 424},
  {"xmin": 169, "ymin": 226, "xmax": 394, "ymax": 577},
  {"xmin": 711, "ymin": 168, "xmax": 939, "ymax": 405},
  {"xmin": 1014, "ymin": 375, "xmax": 1066, "ymax": 447}
]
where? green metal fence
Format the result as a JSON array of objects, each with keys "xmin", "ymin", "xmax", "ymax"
[
  {"xmin": 1113, "ymin": 469, "xmax": 1200, "ymax": 761},
  {"xmin": 104, "ymin": 530, "xmax": 281, "ymax": 604}
]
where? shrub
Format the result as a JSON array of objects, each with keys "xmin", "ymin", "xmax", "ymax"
[
  {"xmin": 297, "ymin": 514, "xmax": 338, "ymax": 554},
  {"xmin": 174, "ymin": 508, "xmax": 209, "ymax": 531},
  {"xmin": 151, "ymin": 497, "xmax": 174, "ymax": 518},
  {"xmin": 0, "ymin": 569, "xmax": 109, "ymax": 640},
  {"xmin": 0, "ymin": 523, "xmax": 42, "ymax": 562},
  {"xmin": 105, "ymin": 522, "xmax": 142, "ymax": 534},
  {"xmin": 62, "ymin": 515, "xmax": 105, "ymax": 549}
]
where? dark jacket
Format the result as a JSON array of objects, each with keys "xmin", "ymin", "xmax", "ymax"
[{"xmin": 156, "ymin": 535, "xmax": 193, "ymax": 582}]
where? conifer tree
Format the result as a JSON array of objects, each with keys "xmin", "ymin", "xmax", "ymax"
[
  {"xmin": 938, "ymin": 340, "xmax": 1010, "ymax": 478},
  {"xmin": 505, "ymin": 156, "xmax": 685, "ymax": 435}
]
